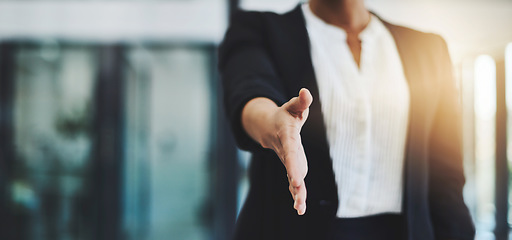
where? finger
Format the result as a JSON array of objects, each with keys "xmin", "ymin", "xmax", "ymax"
[
  {"xmin": 295, "ymin": 144, "xmax": 308, "ymax": 215},
  {"xmin": 284, "ymin": 88, "xmax": 313, "ymax": 117},
  {"xmin": 288, "ymin": 140, "xmax": 308, "ymax": 188},
  {"xmin": 298, "ymin": 88, "xmax": 313, "ymax": 112},
  {"xmin": 281, "ymin": 134, "xmax": 307, "ymax": 187},
  {"xmin": 293, "ymin": 183, "xmax": 307, "ymax": 215},
  {"xmin": 284, "ymin": 141, "xmax": 308, "ymax": 215}
]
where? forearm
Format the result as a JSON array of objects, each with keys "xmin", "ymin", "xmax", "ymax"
[{"xmin": 241, "ymin": 97, "xmax": 279, "ymax": 149}]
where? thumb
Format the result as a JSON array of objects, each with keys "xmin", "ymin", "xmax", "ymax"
[{"xmin": 285, "ymin": 88, "xmax": 313, "ymax": 117}]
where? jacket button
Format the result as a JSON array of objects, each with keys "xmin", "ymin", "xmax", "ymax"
[{"xmin": 319, "ymin": 200, "xmax": 332, "ymax": 206}]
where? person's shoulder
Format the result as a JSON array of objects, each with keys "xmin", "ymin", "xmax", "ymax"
[
  {"xmin": 231, "ymin": 8, "xmax": 282, "ymax": 18},
  {"xmin": 221, "ymin": 8, "xmax": 286, "ymax": 44},
  {"xmin": 380, "ymin": 19, "xmax": 446, "ymax": 49},
  {"xmin": 385, "ymin": 21, "xmax": 441, "ymax": 39},
  {"xmin": 229, "ymin": 5, "xmax": 300, "ymax": 28}
]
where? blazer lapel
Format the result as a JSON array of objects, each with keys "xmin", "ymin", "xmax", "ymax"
[
  {"xmin": 281, "ymin": 5, "xmax": 328, "ymax": 147},
  {"xmin": 281, "ymin": 5, "xmax": 340, "ymax": 210}
]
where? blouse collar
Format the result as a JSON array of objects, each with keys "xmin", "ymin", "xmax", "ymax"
[{"xmin": 302, "ymin": 3, "xmax": 385, "ymax": 42}]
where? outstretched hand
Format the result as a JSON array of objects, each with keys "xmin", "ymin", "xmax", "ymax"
[{"xmin": 242, "ymin": 88, "xmax": 312, "ymax": 215}]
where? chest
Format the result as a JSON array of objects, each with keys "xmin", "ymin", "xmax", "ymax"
[{"xmin": 310, "ymin": 31, "xmax": 410, "ymax": 109}]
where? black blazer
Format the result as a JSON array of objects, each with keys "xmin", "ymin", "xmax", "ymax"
[{"xmin": 218, "ymin": 5, "xmax": 475, "ymax": 240}]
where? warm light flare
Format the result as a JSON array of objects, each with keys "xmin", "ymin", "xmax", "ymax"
[
  {"xmin": 506, "ymin": 43, "xmax": 512, "ymax": 112},
  {"xmin": 474, "ymin": 55, "xmax": 496, "ymax": 120},
  {"xmin": 473, "ymin": 55, "xmax": 497, "ymax": 229}
]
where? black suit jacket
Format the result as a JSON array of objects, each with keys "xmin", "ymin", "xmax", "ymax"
[{"xmin": 218, "ymin": 5, "xmax": 475, "ymax": 240}]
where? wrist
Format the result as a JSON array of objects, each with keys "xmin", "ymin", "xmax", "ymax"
[
  {"xmin": 242, "ymin": 97, "xmax": 280, "ymax": 149},
  {"xmin": 261, "ymin": 106, "xmax": 282, "ymax": 149}
]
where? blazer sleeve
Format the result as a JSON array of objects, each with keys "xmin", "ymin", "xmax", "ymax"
[
  {"xmin": 428, "ymin": 35, "xmax": 476, "ymax": 240},
  {"xmin": 218, "ymin": 11, "xmax": 287, "ymax": 151}
]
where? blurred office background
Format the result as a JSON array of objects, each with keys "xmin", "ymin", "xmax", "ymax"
[{"xmin": 0, "ymin": 0, "xmax": 511, "ymax": 239}]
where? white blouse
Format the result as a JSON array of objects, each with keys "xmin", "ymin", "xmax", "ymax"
[{"xmin": 302, "ymin": 4, "xmax": 410, "ymax": 218}]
